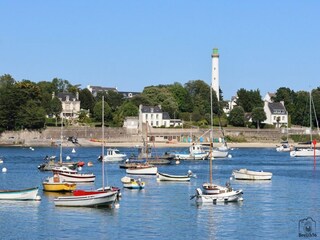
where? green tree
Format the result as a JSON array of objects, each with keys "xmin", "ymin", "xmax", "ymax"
[
  {"xmin": 130, "ymin": 94, "xmax": 152, "ymax": 107},
  {"xmin": 52, "ymin": 78, "xmax": 71, "ymax": 92},
  {"xmin": 16, "ymin": 100, "xmax": 46, "ymax": 129},
  {"xmin": 236, "ymin": 88, "xmax": 263, "ymax": 112},
  {"xmin": 105, "ymin": 90, "xmax": 125, "ymax": 111},
  {"xmin": 37, "ymin": 81, "xmax": 56, "ymax": 114},
  {"xmin": 50, "ymin": 97, "xmax": 62, "ymax": 126},
  {"xmin": 291, "ymin": 91, "xmax": 309, "ymax": 126},
  {"xmin": 78, "ymin": 110, "xmax": 91, "ymax": 124},
  {"xmin": 251, "ymin": 107, "xmax": 267, "ymax": 129},
  {"xmin": 79, "ymin": 88, "xmax": 95, "ymax": 114},
  {"xmin": 93, "ymin": 100, "xmax": 112, "ymax": 123},
  {"xmin": 167, "ymin": 82, "xmax": 193, "ymax": 112},
  {"xmin": 118, "ymin": 101, "xmax": 139, "ymax": 117},
  {"xmin": 184, "ymin": 80, "xmax": 211, "ymax": 118},
  {"xmin": 0, "ymin": 74, "xmax": 15, "ymax": 88},
  {"xmin": 228, "ymin": 106, "xmax": 245, "ymax": 127},
  {"xmin": 311, "ymin": 88, "xmax": 320, "ymax": 127}
]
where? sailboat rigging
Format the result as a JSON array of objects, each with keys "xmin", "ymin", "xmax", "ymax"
[
  {"xmin": 290, "ymin": 91, "xmax": 320, "ymax": 157},
  {"xmin": 192, "ymin": 86, "xmax": 243, "ymax": 203},
  {"xmin": 54, "ymin": 96, "xmax": 120, "ymax": 207}
]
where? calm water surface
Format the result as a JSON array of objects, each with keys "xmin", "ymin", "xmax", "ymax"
[{"xmin": 0, "ymin": 146, "xmax": 319, "ymax": 239}]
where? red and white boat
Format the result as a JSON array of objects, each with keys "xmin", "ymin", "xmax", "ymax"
[
  {"xmin": 52, "ymin": 166, "xmax": 95, "ymax": 183},
  {"xmin": 54, "ymin": 190, "xmax": 118, "ymax": 207},
  {"xmin": 54, "ymin": 97, "xmax": 120, "ymax": 207}
]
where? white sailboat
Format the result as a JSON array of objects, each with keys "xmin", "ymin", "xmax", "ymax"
[
  {"xmin": 53, "ymin": 117, "xmax": 95, "ymax": 183},
  {"xmin": 54, "ymin": 97, "xmax": 119, "ymax": 207},
  {"xmin": 232, "ymin": 169, "xmax": 272, "ymax": 180},
  {"xmin": 290, "ymin": 91, "xmax": 320, "ymax": 157},
  {"xmin": 192, "ymin": 87, "xmax": 243, "ymax": 204}
]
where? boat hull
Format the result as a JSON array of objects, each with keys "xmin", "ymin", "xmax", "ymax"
[
  {"xmin": 232, "ymin": 169, "xmax": 272, "ymax": 180},
  {"xmin": 290, "ymin": 148, "xmax": 320, "ymax": 157},
  {"xmin": 58, "ymin": 172, "xmax": 96, "ymax": 183},
  {"xmin": 157, "ymin": 172, "xmax": 190, "ymax": 181},
  {"xmin": 210, "ymin": 150, "xmax": 229, "ymax": 158},
  {"xmin": 43, "ymin": 182, "xmax": 76, "ymax": 192},
  {"xmin": 174, "ymin": 153, "xmax": 208, "ymax": 160},
  {"xmin": 195, "ymin": 188, "xmax": 243, "ymax": 204},
  {"xmin": 54, "ymin": 191, "xmax": 118, "ymax": 207},
  {"xmin": 126, "ymin": 166, "xmax": 158, "ymax": 175},
  {"xmin": 0, "ymin": 187, "xmax": 39, "ymax": 200}
]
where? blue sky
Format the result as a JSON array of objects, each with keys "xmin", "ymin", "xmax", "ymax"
[{"xmin": 1, "ymin": 1, "xmax": 320, "ymax": 100}]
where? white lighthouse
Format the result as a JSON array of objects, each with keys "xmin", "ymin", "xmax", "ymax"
[{"xmin": 211, "ymin": 48, "xmax": 220, "ymax": 101}]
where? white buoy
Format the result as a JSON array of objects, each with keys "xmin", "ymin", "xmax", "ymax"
[
  {"xmin": 66, "ymin": 156, "xmax": 71, "ymax": 160},
  {"xmin": 29, "ymin": 147, "xmax": 34, "ymax": 151},
  {"xmin": 72, "ymin": 148, "xmax": 76, "ymax": 153},
  {"xmin": 78, "ymin": 166, "xmax": 82, "ymax": 171},
  {"xmin": 228, "ymin": 154, "xmax": 232, "ymax": 158},
  {"xmin": 114, "ymin": 203, "xmax": 120, "ymax": 209},
  {"xmin": 2, "ymin": 167, "xmax": 7, "ymax": 173},
  {"xmin": 175, "ymin": 160, "xmax": 180, "ymax": 165}
]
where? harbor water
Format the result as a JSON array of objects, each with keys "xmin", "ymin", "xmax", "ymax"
[{"xmin": 0, "ymin": 146, "xmax": 319, "ymax": 239}]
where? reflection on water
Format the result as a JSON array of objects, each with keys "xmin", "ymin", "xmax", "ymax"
[
  {"xmin": 42, "ymin": 191, "xmax": 73, "ymax": 198},
  {"xmin": 0, "ymin": 147, "xmax": 319, "ymax": 239}
]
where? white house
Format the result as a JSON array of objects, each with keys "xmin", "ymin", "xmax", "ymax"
[
  {"xmin": 138, "ymin": 105, "xmax": 183, "ymax": 131},
  {"xmin": 223, "ymin": 95, "xmax": 238, "ymax": 116},
  {"xmin": 56, "ymin": 92, "xmax": 80, "ymax": 119},
  {"xmin": 263, "ymin": 100, "xmax": 288, "ymax": 127}
]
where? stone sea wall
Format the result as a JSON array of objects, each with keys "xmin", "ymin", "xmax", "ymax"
[{"xmin": 0, "ymin": 126, "xmax": 286, "ymax": 146}]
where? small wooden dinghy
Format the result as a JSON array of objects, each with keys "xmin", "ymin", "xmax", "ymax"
[
  {"xmin": 121, "ymin": 176, "xmax": 145, "ymax": 189},
  {"xmin": 232, "ymin": 169, "xmax": 272, "ymax": 180},
  {"xmin": 157, "ymin": 170, "xmax": 193, "ymax": 181}
]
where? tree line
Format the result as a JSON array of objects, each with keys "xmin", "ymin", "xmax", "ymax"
[{"xmin": 0, "ymin": 74, "xmax": 319, "ymax": 132}]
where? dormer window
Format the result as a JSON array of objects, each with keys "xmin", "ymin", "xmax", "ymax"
[{"xmin": 151, "ymin": 108, "xmax": 154, "ymax": 113}]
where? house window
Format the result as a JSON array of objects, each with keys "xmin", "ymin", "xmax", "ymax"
[
  {"xmin": 146, "ymin": 114, "xmax": 148, "ymax": 119},
  {"xmin": 156, "ymin": 121, "xmax": 159, "ymax": 126},
  {"xmin": 156, "ymin": 114, "xmax": 158, "ymax": 119},
  {"xmin": 151, "ymin": 121, "xmax": 153, "ymax": 126},
  {"xmin": 273, "ymin": 116, "xmax": 276, "ymax": 121},
  {"xmin": 151, "ymin": 114, "xmax": 153, "ymax": 119}
]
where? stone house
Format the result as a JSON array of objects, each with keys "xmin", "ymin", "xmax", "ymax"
[{"xmin": 56, "ymin": 92, "xmax": 80, "ymax": 119}]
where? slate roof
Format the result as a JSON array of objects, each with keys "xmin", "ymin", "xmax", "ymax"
[
  {"xmin": 268, "ymin": 102, "xmax": 287, "ymax": 114},
  {"xmin": 141, "ymin": 105, "xmax": 162, "ymax": 113},
  {"xmin": 57, "ymin": 93, "xmax": 77, "ymax": 101}
]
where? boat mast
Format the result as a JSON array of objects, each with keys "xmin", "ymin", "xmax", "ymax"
[
  {"xmin": 146, "ymin": 121, "xmax": 148, "ymax": 162},
  {"xmin": 59, "ymin": 116, "xmax": 63, "ymax": 164},
  {"xmin": 102, "ymin": 96, "xmax": 105, "ymax": 190},
  {"xmin": 309, "ymin": 91, "xmax": 313, "ymax": 143},
  {"xmin": 209, "ymin": 87, "xmax": 213, "ymax": 185}
]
